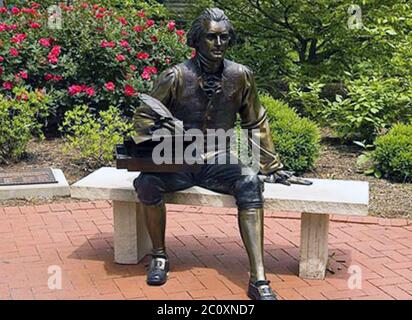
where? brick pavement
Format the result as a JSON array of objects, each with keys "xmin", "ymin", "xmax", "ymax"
[{"xmin": 0, "ymin": 201, "xmax": 411, "ymax": 300}]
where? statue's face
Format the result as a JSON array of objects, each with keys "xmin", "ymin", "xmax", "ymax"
[{"xmin": 198, "ymin": 20, "xmax": 230, "ymax": 61}]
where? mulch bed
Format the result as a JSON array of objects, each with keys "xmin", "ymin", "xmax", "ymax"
[{"xmin": 0, "ymin": 137, "xmax": 411, "ymax": 218}]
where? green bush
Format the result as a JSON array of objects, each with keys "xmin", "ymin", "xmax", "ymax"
[
  {"xmin": 372, "ymin": 123, "xmax": 412, "ymax": 182},
  {"xmin": 0, "ymin": 1, "xmax": 190, "ymax": 134},
  {"xmin": 0, "ymin": 87, "xmax": 49, "ymax": 163},
  {"xmin": 60, "ymin": 105, "xmax": 133, "ymax": 168},
  {"xmin": 322, "ymin": 76, "xmax": 412, "ymax": 142},
  {"xmin": 261, "ymin": 94, "xmax": 321, "ymax": 173}
]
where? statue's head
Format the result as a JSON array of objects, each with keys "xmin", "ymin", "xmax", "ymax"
[{"xmin": 187, "ymin": 8, "xmax": 236, "ymax": 61}]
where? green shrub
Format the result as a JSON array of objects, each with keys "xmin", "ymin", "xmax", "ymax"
[
  {"xmin": 0, "ymin": 87, "xmax": 49, "ymax": 163},
  {"xmin": 322, "ymin": 76, "xmax": 412, "ymax": 142},
  {"xmin": 0, "ymin": 1, "xmax": 190, "ymax": 134},
  {"xmin": 60, "ymin": 105, "xmax": 133, "ymax": 168},
  {"xmin": 261, "ymin": 94, "xmax": 321, "ymax": 173},
  {"xmin": 372, "ymin": 123, "xmax": 412, "ymax": 182}
]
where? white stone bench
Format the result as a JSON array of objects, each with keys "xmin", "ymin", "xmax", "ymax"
[{"xmin": 71, "ymin": 167, "xmax": 369, "ymax": 279}]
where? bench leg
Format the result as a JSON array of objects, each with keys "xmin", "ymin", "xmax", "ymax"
[
  {"xmin": 113, "ymin": 201, "xmax": 152, "ymax": 264},
  {"xmin": 299, "ymin": 213, "xmax": 329, "ymax": 279}
]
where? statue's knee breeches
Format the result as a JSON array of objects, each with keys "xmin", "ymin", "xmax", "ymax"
[
  {"xmin": 133, "ymin": 174, "xmax": 164, "ymax": 206},
  {"xmin": 233, "ymin": 175, "xmax": 264, "ymax": 210}
]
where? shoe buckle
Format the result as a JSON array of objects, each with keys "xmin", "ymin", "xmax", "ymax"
[
  {"xmin": 153, "ymin": 257, "xmax": 166, "ymax": 270},
  {"xmin": 258, "ymin": 285, "xmax": 273, "ymax": 296}
]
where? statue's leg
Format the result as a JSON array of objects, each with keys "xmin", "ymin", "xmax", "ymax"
[
  {"xmin": 134, "ymin": 172, "xmax": 193, "ymax": 285},
  {"xmin": 197, "ymin": 156, "xmax": 277, "ymax": 300},
  {"xmin": 238, "ymin": 207, "xmax": 265, "ymax": 282}
]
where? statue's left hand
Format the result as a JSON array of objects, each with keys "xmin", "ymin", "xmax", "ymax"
[{"xmin": 264, "ymin": 170, "xmax": 313, "ymax": 186}]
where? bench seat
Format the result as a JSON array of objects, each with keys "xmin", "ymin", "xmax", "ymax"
[{"xmin": 71, "ymin": 167, "xmax": 369, "ymax": 279}]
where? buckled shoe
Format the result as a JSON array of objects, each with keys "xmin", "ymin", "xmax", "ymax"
[
  {"xmin": 147, "ymin": 255, "xmax": 169, "ymax": 286},
  {"xmin": 247, "ymin": 280, "xmax": 277, "ymax": 300}
]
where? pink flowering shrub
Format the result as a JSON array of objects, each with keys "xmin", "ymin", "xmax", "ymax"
[{"xmin": 0, "ymin": 1, "xmax": 190, "ymax": 133}]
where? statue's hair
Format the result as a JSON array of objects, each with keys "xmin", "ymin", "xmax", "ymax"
[{"xmin": 187, "ymin": 8, "xmax": 236, "ymax": 49}]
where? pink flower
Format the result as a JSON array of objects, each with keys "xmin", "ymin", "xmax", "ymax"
[
  {"xmin": 17, "ymin": 93, "xmax": 29, "ymax": 101},
  {"xmin": 191, "ymin": 50, "xmax": 197, "ymax": 58},
  {"xmin": 121, "ymin": 30, "xmax": 129, "ymax": 36},
  {"xmin": 50, "ymin": 45, "xmax": 61, "ymax": 56},
  {"xmin": 168, "ymin": 21, "xmax": 176, "ymax": 31},
  {"xmin": 136, "ymin": 52, "xmax": 150, "ymax": 60},
  {"xmin": 3, "ymin": 81, "xmax": 13, "ymax": 90},
  {"xmin": 176, "ymin": 29, "xmax": 185, "ymax": 37},
  {"xmin": 141, "ymin": 70, "xmax": 151, "ymax": 81},
  {"xmin": 146, "ymin": 19, "xmax": 155, "ymax": 27},
  {"xmin": 95, "ymin": 13, "xmax": 104, "ymax": 19},
  {"xmin": 19, "ymin": 71, "xmax": 28, "ymax": 79},
  {"xmin": 31, "ymin": 3, "xmax": 41, "ymax": 9},
  {"xmin": 9, "ymin": 48, "xmax": 19, "ymax": 57},
  {"xmin": 144, "ymin": 66, "xmax": 158, "ymax": 75},
  {"xmin": 0, "ymin": 23, "xmax": 7, "ymax": 31},
  {"xmin": 45, "ymin": 74, "xmax": 62, "ymax": 82},
  {"xmin": 150, "ymin": 35, "xmax": 158, "ymax": 43},
  {"xmin": 137, "ymin": 10, "xmax": 145, "ymax": 18},
  {"xmin": 116, "ymin": 54, "xmax": 125, "ymax": 62},
  {"xmin": 119, "ymin": 40, "xmax": 129, "ymax": 47},
  {"xmin": 124, "ymin": 85, "xmax": 136, "ymax": 96},
  {"xmin": 7, "ymin": 24, "xmax": 18, "ymax": 30},
  {"xmin": 165, "ymin": 58, "xmax": 171, "ymax": 64},
  {"xmin": 133, "ymin": 25, "xmax": 143, "ymax": 32},
  {"xmin": 117, "ymin": 17, "xmax": 128, "ymax": 25},
  {"xmin": 22, "ymin": 8, "xmax": 36, "ymax": 14},
  {"xmin": 130, "ymin": 65, "xmax": 137, "ymax": 71},
  {"xmin": 68, "ymin": 85, "xmax": 82, "ymax": 96},
  {"xmin": 48, "ymin": 55, "xmax": 58, "ymax": 64},
  {"xmin": 85, "ymin": 87, "xmax": 95, "ymax": 96},
  {"xmin": 11, "ymin": 7, "xmax": 20, "ymax": 15},
  {"xmin": 0, "ymin": 56, "xmax": 4, "ymax": 62},
  {"xmin": 105, "ymin": 82, "xmax": 115, "ymax": 91},
  {"xmin": 11, "ymin": 33, "xmax": 27, "ymax": 43},
  {"xmin": 29, "ymin": 22, "xmax": 41, "ymax": 29},
  {"xmin": 39, "ymin": 38, "xmax": 51, "ymax": 47},
  {"xmin": 81, "ymin": 3, "xmax": 89, "ymax": 9},
  {"xmin": 101, "ymin": 40, "xmax": 115, "ymax": 48}
]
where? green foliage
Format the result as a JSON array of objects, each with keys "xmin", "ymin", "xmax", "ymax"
[
  {"xmin": 0, "ymin": 87, "xmax": 49, "ymax": 163},
  {"xmin": 372, "ymin": 123, "xmax": 412, "ymax": 182},
  {"xmin": 60, "ymin": 105, "xmax": 133, "ymax": 168},
  {"xmin": 287, "ymin": 81, "xmax": 325, "ymax": 119},
  {"xmin": 0, "ymin": 1, "xmax": 190, "ymax": 134},
  {"xmin": 322, "ymin": 77, "xmax": 412, "ymax": 141},
  {"xmin": 261, "ymin": 94, "xmax": 321, "ymax": 173}
]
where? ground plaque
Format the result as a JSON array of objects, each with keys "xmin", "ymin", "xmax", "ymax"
[{"xmin": 0, "ymin": 168, "xmax": 58, "ymax": 186}]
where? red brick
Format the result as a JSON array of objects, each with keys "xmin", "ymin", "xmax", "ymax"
[
  {"xmin": 369, "ymin": 277, "xmax": 410, "ymax": 287},
  {"xmin": 379, "ymin": 285, "xmax": 412, "ymax": 299},
  {"xmin": 34, "ymin": 205, "xmax": 50, "ymax": 213},
  {"xmin": 78, "ymin": 202, "xmax": 97, "ymax": 210},
  {"xmin": 276, "ymin": 288, "xmax": 305, "ymax": 300},
  {"xmin": 4, "ymin": 207, "xmax": 21, "ymax": 215},
  {"xmin": 10, "ymin": 288, "xmax": 34, "ymax": 300}
]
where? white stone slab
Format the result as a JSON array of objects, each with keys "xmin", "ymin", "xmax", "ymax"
[
  {"xmin": 71, "ymin": 167, "xmax": 369, "ymax": 216},
  {"xmin": 0, "ymin": 169, "xmax": 70, "ymax": 200}
]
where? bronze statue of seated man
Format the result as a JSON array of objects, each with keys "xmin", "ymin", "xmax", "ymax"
[{"xmin": 133, "ymin": 8, "xmax": 311, "ymax": 300}]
